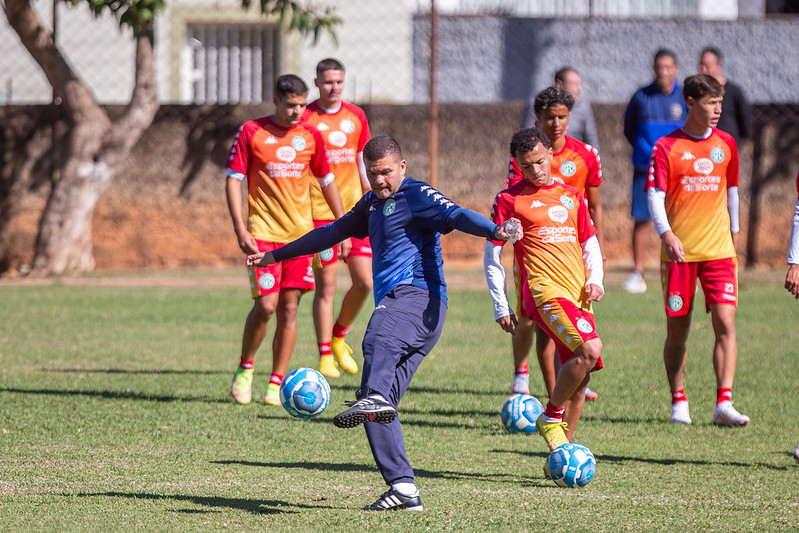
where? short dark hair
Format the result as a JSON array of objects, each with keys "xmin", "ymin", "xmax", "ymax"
[
  {"xmin": 654, "ymin": 48, "xmax": 678, "ymax": 65},
  {"xmin": 700, "ymin": 46, "xmax": 723, "ymax": 64},
  {"xmin": 683, "ymin": 73, "xmax": 725, "ymax": 101},
  {"xmin": 316, "ymin": 58, "xmax": 345, "ymax": 78},
  {"xmin": 533, "ymin": 86, "xmax": 575, "ymax": 115},
  {"xmin": 510, "ymin": 128, "xmax": 551, "ymax": 158},
  {"xmin": 274, "ymin": 74, "xmax": 308, "ymax": 98},
  {"xmin": 554, "ymin": 66, "xmax": 577, "ymax": 84},
  {"xmin": 363, "ymin": 136, "xmax": 403, "ymax": 162}
]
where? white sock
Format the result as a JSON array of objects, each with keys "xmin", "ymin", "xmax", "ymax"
[{"xmin": 392, "ymin": 482, "xmax": 418, "ymax": 496}]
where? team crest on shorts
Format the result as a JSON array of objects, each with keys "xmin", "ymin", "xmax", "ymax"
[
  {"xmin": 383, "ymin": 199, "xmax": 396, "ymax": 216},
  {"xmin": 710, "ymin": 147, "xmax": 725, "ymax": 163},
  {"xmin": 668, "ymin": 294, "xmax": 683, "ymax": 312},
  {"xmin": 576, "ymin": 318, "xmax": 593, "ymax": 334},
  {"xmin": 319, "ymin": 248, "xmax": 334, "ymax": 261},
  {"xmin": 560, "ymin": 195, "xmax": 575, "ymax": 209},
  {"xmin": 292, "ymin": 136, "xmax": 307, "ymax": 151},
  {"xmin": 560, "ymin": 160, "xmax": 577, "ymax": 177},
  {"xmin": 258, "ymin": 273, "xmax": 276, "ymax": 290}
]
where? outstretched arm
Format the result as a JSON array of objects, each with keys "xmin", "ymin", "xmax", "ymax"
[{"xmin": 247, "ymin": 222, "xmax": 353, "ymax": 267}]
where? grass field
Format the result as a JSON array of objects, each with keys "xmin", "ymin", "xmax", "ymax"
[{"xmin": 1, "ymin": 267, "xmax": 798, "ymax": 532}]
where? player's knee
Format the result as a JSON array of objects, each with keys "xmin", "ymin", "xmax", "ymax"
[
  {"xmin": 252, "ymin": 298, "xmax": 276, "ymax": 321},
  {"xmin": 577, "ymin": 338, "xmax": 602, "ymax": 365}
]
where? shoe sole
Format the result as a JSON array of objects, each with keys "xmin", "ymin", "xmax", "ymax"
[
  {"xmin": 334, "ymin": 409, "xmax": 396, "ymax": 428},
  {"xmin": 712, "ymin": 418, "xmax": 749, "ymax": 427}
]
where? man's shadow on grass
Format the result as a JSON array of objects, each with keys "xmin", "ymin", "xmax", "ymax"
[
  {"xmin": 493, "ymin": 449, "xmax": 791, "ymax": 471},
  {"xmin": 212, "ymin": 459, "xmax": 546, "ymax": 485},
  {"xmin": 0, "ymin": 386, "xmax": 227, "ymax": 404},
  {"xmin": 75, "ymin": 491, "xmax": 324, "ymax": 514}
]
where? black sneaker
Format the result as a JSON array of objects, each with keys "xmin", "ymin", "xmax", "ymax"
[
  {"xmin": 333, "ymin": 396, "xmax": 397, "ymax": 428},
  {"xmin": 362, "ymin": 489, "xmax": 423, "ymax": 511}
]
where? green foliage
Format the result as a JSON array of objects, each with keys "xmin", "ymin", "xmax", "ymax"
[
  {"xmin": 69, "ymin": 0, "xmax": 341, "ymax": 42},
  {"xmin": 0, "ymin": 268, "xmax": 797, "ymax": 531}
]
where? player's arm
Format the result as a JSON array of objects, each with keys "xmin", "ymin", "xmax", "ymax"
[
  {"xmin": 225, "ymin": 172, "xmax": 258, "ymax": 254},
  {"xmin": 318, "ymin": 177, "xmax": 352, "ymax": 258},
  {"xmin": 623, "ymin": 95, "xmax": 639, "ymax": 147},
  {"xmin": 586, "ymin": 185, "xmax": 604, "ymax": 261},
  {"xmin": 357, "ymin": 152, "xmax": 370, "ymax": 192},
  {"xmin": 581, "ymin": 235, "xmax": 605, "ymax": 303},
  {"xmin": 484, "ymin": 240, "xmax": 517, "ymax": 335},
  {"xmin": 785, "ymin": 197, "xmax": 799, "ymax": 298},
  {"xmin": 647, "ymin": 146, "xmax": 685, "ymax": 262},
  {"xmin": 728, "ymin": 185, "xmax": 740, "ymax": 250}
]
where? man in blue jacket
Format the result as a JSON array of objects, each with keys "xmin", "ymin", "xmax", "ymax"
[
  {"xmin": 247, "ymin": 135, "xmax": 519, "ymax": 511},
  {"xmin": 623, "ymin": 49, "xmax": 688, "ymax": 293}
]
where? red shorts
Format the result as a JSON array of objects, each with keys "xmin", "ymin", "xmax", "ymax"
[
  {"xmin": 529, "ymin": 298, "xmax": 603, "ymax": 371},
  {"xmin": 312, "ymin": 219, "xmax": 372, "ymax": 269},
  {"xmin": 248, "ymin": 240, "xmax": 314, "ymax": 298},
  {"xmin": 660, "ymin": 257, "xmax": 738, "ymax": 317}
]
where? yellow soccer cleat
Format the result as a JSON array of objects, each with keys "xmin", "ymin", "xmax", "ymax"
[
  {"xmin": 264, "ymin": 382, "xmax": 281, "ymax": 406},
  {"xmin": 331, "ymin": 336, "xmax": 359, "ymax": 375},
  {"xmin": 230, "ymin": 367, "xmax": 254, "ymax": 405},
  {"xmin": 318, "ymin": 355, "xmax": 341, "ymax": 379},
  {"xmin": 536, "ymin": 414, "xmax": 569, "ymax": 452}
]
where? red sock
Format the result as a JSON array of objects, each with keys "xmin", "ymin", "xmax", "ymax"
[
  {"xmin": 269, "ymin": 373, "xmax": 284, "ymax": 386},
  {"xmin": 543, "ymin": 401, "xmax": 565, "ymax": 420},
  {"xmin": 239, "ymin": 359, "xmax": 254, "ymax": 370},
  {"xmin": 332, "ymin": 322, "xmax": 350, "ymax": 339},
  {"xmin": 716, "ymin": 387, "xmax": 732, "ymax": 404},
  {"xmin": 515, "ymin": 361, "xmax": 529, "ymax": 376},
  {"xmin": 318, "ymin": 342, "xmax": 332, "ymax": 357},
  {"xmin": 671, "ymin": 388, "xmax": 687, "ymax": 404}
]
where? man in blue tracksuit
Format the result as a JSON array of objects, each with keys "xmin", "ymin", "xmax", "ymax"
[
  {"xmin": 623, "ymin": 48, "xmax": 688, "ymax": 294},
  {"xmin": 248, "ymin": 135, "xmax": 518, "ymax": 511}
]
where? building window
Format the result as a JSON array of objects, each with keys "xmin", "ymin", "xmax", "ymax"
[{"xmin": 182, "ymin": 24, "xmax": 278, "ymax": 104}]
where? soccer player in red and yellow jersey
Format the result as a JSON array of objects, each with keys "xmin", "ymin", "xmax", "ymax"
[
  {"xmin": 485, "ymin": 127, "xmax": 605, "ymax": 453},
  {"xmin": 302, "ymin": 58, "xmax": 373, "ymax": 380},
  {"xmin": 506, "ymin": 86, "xmax": 604, "ymax": 403},
  {"xmin": 225, "ymin": 74, "xmax": 347, "ymax": 406},
  {"xmin": 645, "ymin": 73, "xmax": 749, "ymax": 426}
]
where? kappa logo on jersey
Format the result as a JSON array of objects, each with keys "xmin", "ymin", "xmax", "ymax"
[
  {"xmin": 670, "ymin": 102, "xmax": 683, "ymax": 121},
  {"xmin": 369, "ymin": 205, "xmax": 376, "ymax": 212},
  {"xmin": 560, "ymin": 195, "xmax": 575, "ymax": 209},
  {"xmin": 576, "ymin": 318, "xmax": 593, "ymax": 334},
  {"xmin": 316, "ymin": 123, "xmax": 330, "ymax": 131},
  {"xmin": 710, "ymin": 147, "xmax": 725, "ymax": 163},
  {"xmin": 668, "ymin": 294, "xmax": 683, "ymax": 312},
  {"xmin": 693, "ymin": 158, "xmax": 714, "ymax": 175},
  {"xmin": 383, "ymin": 199, "xmax": 396, "ymax": 216},
  {"xmin": 292, "ymin": 135, "xmax": 307, "ymax": 151},
  {"xmin": 548, "ymin": 206, "xmax": 568, "ymax": 224},
  {"xmin": 681, "ymin": 151, "xmax": 695, "ymax": 160},
  {"xmin": 264, "ymin": 136, "xmax": 278, "ymax": 144},
  {"xmin": 319, "ymin": 248, "xmax": 334, "ymax": 261},
  {"xmin": 328, "ymin": 131, "xmax": 347, "ymax": 148},
  {"xmin": 258, "ymin": 273, "xmax": 276, "ymax": 290},
  {"xmin": 560, "ymin": 160, "xmax": 577, "ymax": 177},
  {"xmin": 530, "ymin": 200, "xmax": 546, "ymax": 209},
  {"xmin": 340, "ymin": 119, "xmax": 355, "ymax": 134},
  {"xmin": 421, "ymin": 185, "xmax": 455, "ymax": 209},
  {"xmin": 276, "ymin": 146, "xmax": 297, "ymax": 163},
  {"xmin": 549, "ymin": 314, "xmax": 558, "ymax": 323},
  {"xmin": 557, "ymin": 325, "xmax": 566, "ymax": 334}
]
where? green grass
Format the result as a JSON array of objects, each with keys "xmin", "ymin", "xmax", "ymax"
[{"xmin": 1, "ymin": 268, "xmax": 798, "ymax": 532}]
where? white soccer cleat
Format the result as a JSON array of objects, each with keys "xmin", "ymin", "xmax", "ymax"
[
  {"xmin": 670, "ymin": 401, "xmax": 692, "ymax": 424},
  {"xmin": 712, "ymin": 401, "xmax": 750, "ymax": 427},
  {"xmin": 623, "ymin": 271, "xmax": 647, "ymax": 294},
  {"xmin": 511, "ymin": 373, "xmax": 530, "ymax": 395}
]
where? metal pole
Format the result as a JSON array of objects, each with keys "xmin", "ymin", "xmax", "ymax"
[{"xmin": 428, "ymin": 0, "xmax": 439, "ymax": 188}]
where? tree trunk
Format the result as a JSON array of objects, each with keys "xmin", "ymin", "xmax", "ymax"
[{"xmin": 5, "ymin": 0, "xmax": 159, "ymax": 276}]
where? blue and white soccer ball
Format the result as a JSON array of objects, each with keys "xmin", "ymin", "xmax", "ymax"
[
  {"xmin": 279, "ymin": 367, "xmax": 331, "ymax": 419},
  {"xmin": 547, "ymin": 442, "xmax": 597, "ymax": 488},
  {"xmin": 500, "ymin": 393, "xmax": 544, "ymax": 433}
]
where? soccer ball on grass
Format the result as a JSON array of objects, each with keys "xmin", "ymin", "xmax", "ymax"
[
  {"xmin": 500, "ymin": 393, "xmax": 543, "ymax": 433},
  {"xmin": 279, "ymin": 367, "xmax": 331, "ymax": 419},
  {"xmin": 547, "ymin": 442, "xmax": 596, "ymax": 487}
]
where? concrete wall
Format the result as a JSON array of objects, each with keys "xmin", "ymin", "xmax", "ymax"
[{"xmin": 413, "ymin": 16, "xmax": 799, "ymax": 104}]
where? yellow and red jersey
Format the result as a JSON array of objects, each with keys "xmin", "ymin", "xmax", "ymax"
[
  {"xmin": 506, "ymin": 135, "xmax": 602, "ymax": 195},
  {"xmin": 302, "ymin": 101, "xmax": 371, "ymax": 218},
  {"xmin": 646, "ymin": 128, "xmax": 739, "ymax": 262},
  {"xmin": 490, "ymin": 181, "xmax": 597, "ymax": 311},
  {"xmin": 226, "ymin": 116, "xmax": 331, "ymax": 243}
]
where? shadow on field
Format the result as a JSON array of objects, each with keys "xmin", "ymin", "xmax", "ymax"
[
  {"xmin": 43, "ymin": 368, "xmax": 229, "ymax": 376},
  {"xmin": 75, "ymin": 491, "xmax": 320, "ymax": 514},
  {"xmin": 212, "ymin": 460, "xmax": 543, "ymax": 484},
  {"xmin": 0, "ymin": 387, "xmax": 226, "ymax": 404}
]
